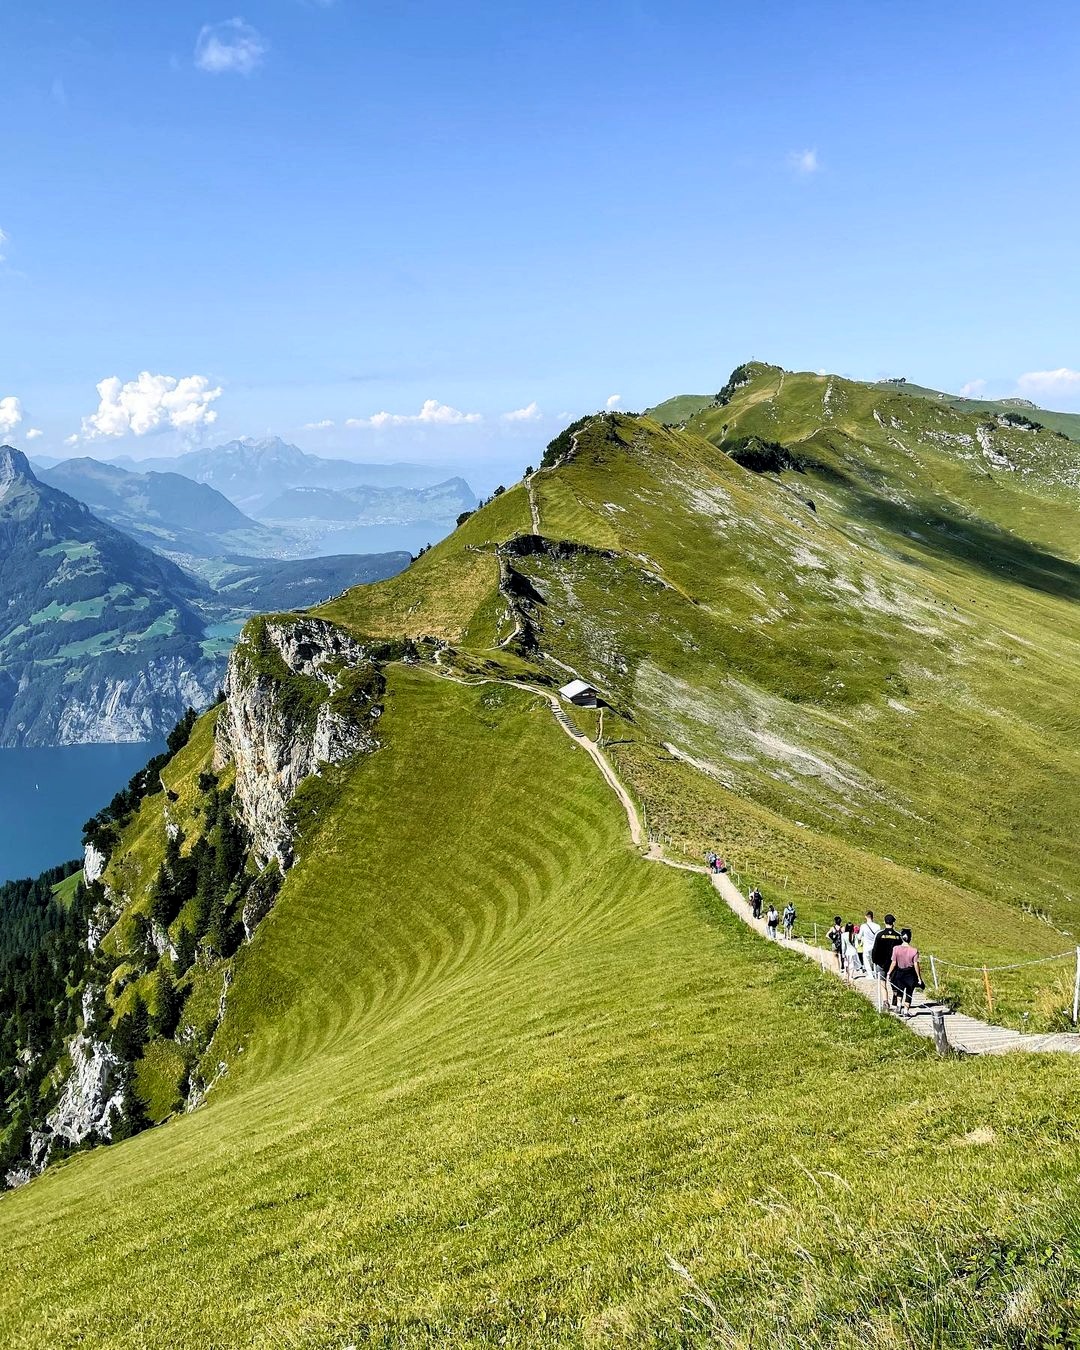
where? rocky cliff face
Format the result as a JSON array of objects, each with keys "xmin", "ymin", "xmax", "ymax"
[
  {"xmin": 214, "ymin": 615, "xmax": 383, "ymax": 868},
  {"xmin": 51, "ymin": 657, "xmax": 220, "ymax": 746},
  {"xmin": 45, "ymin": 1032, "xmax": 124, "ymax": 1149},
  {"xmin": 5, "ymin": 989, "xmax": 124, "ymax": 1187},
  {"xmin": 83, "ymin": 841, "xmax": 107, "ymax": 885}
]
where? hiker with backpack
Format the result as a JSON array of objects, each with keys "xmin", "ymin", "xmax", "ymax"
[
  {"xmin": 782, "ymin": 901, "xmax": 796, "ymax": 940},
  {"xmin": 826, "ymin": 916, "xmax": 844, "ymax": 973},
  {"xmin": 749, "ymin": 887, "xmax": 763, "ymax": 920},
  {"xmin": 765, "ymin": 904, "xmax": 780, "ymax": 940},
  {"xmin": 871, "ymin": 915, "xmax": 904, "ymax": 1007}
]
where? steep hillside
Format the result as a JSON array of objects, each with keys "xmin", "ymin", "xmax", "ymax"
[
  {"xmin": 40, "ymin": 457, "xmax": 281, "ymax": 559},
  {"xmin": 3, "ymin": 370, "xmax": 1080, "ymax": 1346},
  {"xmin": 0, "ymin": 447, "xmax": 219, "ymax": 746}
]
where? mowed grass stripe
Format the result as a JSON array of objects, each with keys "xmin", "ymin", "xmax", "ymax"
[{"xmin": 7, "ymin": 671, "xmax": 1080, "ymax": 1347}]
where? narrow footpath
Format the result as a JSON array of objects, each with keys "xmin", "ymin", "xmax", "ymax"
[{"xmin": 540, "ymin": 689, "xmax": 1080, "ymax": 1057}]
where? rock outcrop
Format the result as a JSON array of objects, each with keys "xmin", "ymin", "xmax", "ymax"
[
  {"xmin": 214, "ymin": 615, "xmax": 383, "ymax": 868},
  {"xmin": 45, "ymin": 1032, "xmax": 124, "ymax": 1150},
  {"xmin": 83, "ymin": 841, "xmax": 107, "ymax": 885}
]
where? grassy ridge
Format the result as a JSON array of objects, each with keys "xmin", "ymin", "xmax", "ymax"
[
  {"xmin": 5, "ymin": 364, "xmax": 1080, "ymax": 1344},
  {"xmin": 5, "ymin": 669, "xmax": 1080, "ymax": 1347},
  {"xmin": 506, "ymin": 398, "xmax": 1080, "ymax": 1023}
]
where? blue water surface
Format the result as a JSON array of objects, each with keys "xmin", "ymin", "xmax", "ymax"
[{"xmin": 0, "ymin": 741, "xmax": 164, "ymax": 884}]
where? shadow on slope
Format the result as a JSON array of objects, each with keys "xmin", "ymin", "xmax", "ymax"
[{"xmin": 808, "ymin": 461, "xmax": 1080, "ymax": 602}]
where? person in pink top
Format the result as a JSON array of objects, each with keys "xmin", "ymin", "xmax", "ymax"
[{"xmin": 887, "ymin": 928, "xmax": 923, "ymax": 1017}]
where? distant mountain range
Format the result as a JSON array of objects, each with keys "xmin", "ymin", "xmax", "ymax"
[
  {"xmin": 37, "ymin": 437, "xmax": 478, "ymax": 560},
  {"xmin": 39, "ymin": 458, "xmax": 280, "ymax": 559},
  {"xmin": 108, "ymin": 437, "xmax": 456, "ymax": 515},
  {"xmin": 0, "ymin": 447, "xmax": 409, "ymax": 746}
]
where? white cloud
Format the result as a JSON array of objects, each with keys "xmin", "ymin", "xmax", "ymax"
[
  {"xmin": 1016, "ymin": 368, "xmax": 1080, "ymax": 400},
  {"xmin": 303, "ymin": 418, "xmax": 335, "ymax": 429},
  {"xmin": 0, "ymin": 228, "xmax": 8, "ymax": 263},
  {"xmin": 64, "ymin": 434, "xmax": 79, "ymax": 447},
  {"xmin": 26, "ymin": 428, "xmax": 43, "ymax": 440},
  {"xmin": 79, "ymin": 372, "xmax": 223, "ymax": 439},
  {"xmin": 502, "ymin": 401, "xmax": 541, "ymax": 422},
  {"xmin": 350, "ymin": 399, "xmax": 482, "ymax": 429},
  {"xmin": 0, "ymin": 396, "xmax": 23, "ymax": 436},
  {"xmin": 788, "ymin": 148, "xmax": 820, "ymax": 175},
  {"xmin": 605, "ymin": 394, "xmax": 621, "ymax": 409},
  {"xmin": 959, "ymin": 379, "xmax": 987, "ymax": 398},
  {"xmin": 195, "ymin": 19, "xmax": 267, "ymax": 75}
]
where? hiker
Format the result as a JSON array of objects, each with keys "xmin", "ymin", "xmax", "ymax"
[
  {"xmin": 842, "ymin": 922, "xmax": 862, "ymax": 980},
  {"xmin": 782, "ymin": 901, "xmax": 796, "ymax": 940},
  {"xmin": 871, "ymin": 915, "xmax": 904, "ymax": 1005},
  {"xmin": 716, "ymin": 856, "xmax": 728, "ymax": 874},
  {"xmin": 887, "ymin": 928, "xmax": 924, "ymax": 1017},
  {"xmin": 860, "ymin": 910, "xmax": 881, "ymax": 979},
  {"xmin": 765, "ymin": 904, "xmax": 780, "ymax": 940},
  {"xmin": 749, "ymin": 887, "xmax": 763, "ymax": 919},
  {"xmin": 705, "ymin": 851, "xmax": 717, "ymax": 873},
  {"xmin": 826, "ymin": 916, "xmax": 844, "ymax": 973}
]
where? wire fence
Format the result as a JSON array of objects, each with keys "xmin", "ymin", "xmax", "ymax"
[{"xmin": 724, "ymin": 865, "xmax": 1080, "ymax": 1026}]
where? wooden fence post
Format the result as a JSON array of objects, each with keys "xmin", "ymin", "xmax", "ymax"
[
  {"xmin": 931, "ymin": 1010, "xmax": 951, "ymax": 1055},
  {"xmin": 929, "ymin": 954, "xmax": 938, "ymax": 990},
  {"xmin": 982, "ymin": 966, "xmax": 994, "ymax": 1015},
  {"xmin": 1072, "ymin": 947, "xmax": 1080, "ymax": 1026}
]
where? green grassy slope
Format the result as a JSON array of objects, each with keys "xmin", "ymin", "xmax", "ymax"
[
  {"xmin": 5, "ymin": 669, "xmax": 1080, "ymax": 1348},
  {"xmin": 868, "ymin": 378, "xmax": 1080, "ymax": 443},
  {"xmin": 5, "ymin": 366, "xmax": 1080, "ymax": 1345},
  {"xmin": 509, "ymin": 404, "xmax": 1080, "ymax": 1015}
]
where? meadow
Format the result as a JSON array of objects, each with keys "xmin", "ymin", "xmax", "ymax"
[
  {"xmin": 4, "ymin": 368, "xmax": 1080, "ymax": 1346},
  {"xmin": 4, "ymin": 671, "xmax": 1080, "ymax": 1347}
]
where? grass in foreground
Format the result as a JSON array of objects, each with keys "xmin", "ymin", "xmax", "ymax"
[{"xmin": 4, "ymin": 669, "xmax": 1080, "ymax": 1347}]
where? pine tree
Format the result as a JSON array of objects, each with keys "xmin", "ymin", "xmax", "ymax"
[
  {"xmin": 173, "ymin": 925, "xmax": 196, "ymax": 976},
  {"xmin": 150, "ymin": 967, "xmax": 182, "ymax": 1040}
]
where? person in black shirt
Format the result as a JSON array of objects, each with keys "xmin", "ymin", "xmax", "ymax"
[{"xmin": 871, "ymin": 915, "xmax": 903, "ymax": 1006}]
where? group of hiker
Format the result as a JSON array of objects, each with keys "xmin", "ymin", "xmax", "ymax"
[
  {"xmin": 704, "ymin": 853, "xmax": 923, "ymax": 1017},
  {"xmin": 825, "ymin": 912, "xmax": 924, "ymax": 1016},
  {"xmin": 748, "ymin": 886, "xmax": 796, "ymax": 942}
]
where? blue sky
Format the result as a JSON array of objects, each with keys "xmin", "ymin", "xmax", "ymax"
[{"xmin": 2, "ymin": 0, "xmax": 1079, "ymax": 485}]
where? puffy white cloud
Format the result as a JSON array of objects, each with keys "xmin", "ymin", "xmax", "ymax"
[
  {"xmin": 351, "ymin": 399, "xmax": 482, "ymax": 429},
  {"xmin": 1016, "ymin": 368, "xmax": 1080, "ymax": 399},
  {"xmin": 502, "ymin": 401, "xmax": 541, "ymax": 422},
  {"xmin": 26, "ymin": 428, "xmax": 43, "ymax": 440},
  {"xmin": 0, "ymin": 396, "xmax": 23, "ymax": 436},
  {"xmin": 303, "ymin": 418, "xmax": 335, "ymax": 429},
  {"xmin": 195, "ymin": 19, "xmax": 267, "ymax": 75},
  {"xmin": 605, "ymin": 394, "xmax": 622, "ymax": 409},
  {"xmin": 80, "ymin": 372, "xmax": 223, "ymax": 439},
  {"xmin": 789, "ymin": 148, "xmax": 819, "ymax": 175},
  {"xmin": 959, "ymin": 379, "xmax": 987, "ymax": 398}
]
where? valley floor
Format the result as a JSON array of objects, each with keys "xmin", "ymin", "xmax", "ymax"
[{"xmin": 3, "ymin": 670, "xmax": 1080, "ymax": 1347}]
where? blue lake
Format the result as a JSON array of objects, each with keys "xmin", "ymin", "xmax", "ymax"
[{"xmin": 0, "ymin": 741, "xmax": 164, "ymax": 884}]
